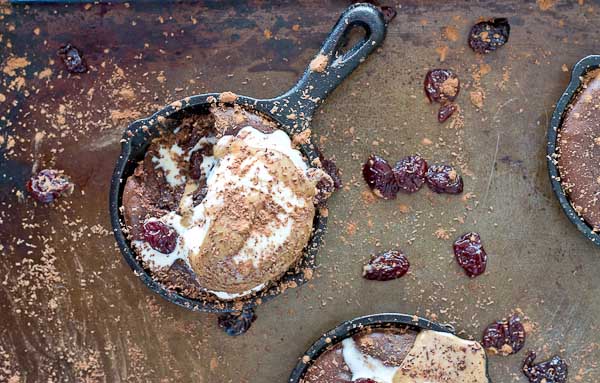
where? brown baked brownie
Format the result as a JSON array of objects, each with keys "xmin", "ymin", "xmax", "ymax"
[{"xmin": 558, "ymin": 69, "xmax": 600, "ymax": 230}]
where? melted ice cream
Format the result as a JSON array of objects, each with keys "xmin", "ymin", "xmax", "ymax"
[
  {"xmin": 341, "ymin": 337, "xmax": 398, "ymax": 383},
  {"xmin": 152, "ymin": 143, "xmax": 185, "ymax": 186},
  {"xmin": 152, "ymin": 136, "xmax": 218, "ymax": 188}
]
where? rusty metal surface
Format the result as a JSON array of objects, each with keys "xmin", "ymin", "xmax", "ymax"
[{"xmin": 1, "ymin": 1, "xmax": 599, "ymax": 382}]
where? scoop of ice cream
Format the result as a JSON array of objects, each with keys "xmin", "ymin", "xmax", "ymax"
[
  {"xmin": 140, "ymin": 126, "xmax": 331, "ymax": 297},
  {"xmin": 190, "ymin": 127, "xmax": 324, "ymax": 292},
  {"xmin": 392, "ymin": 330, "xmax": 489, "ymax": 383}
]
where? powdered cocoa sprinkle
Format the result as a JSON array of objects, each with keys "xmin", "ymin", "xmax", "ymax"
[
  {"xmin": 292, "ymin": 129, "xmax": 311, "ymax": 146},
  {"xmin": 309, "ymin": 54, "xmax": 328, "ymax": 73},
  {"xmin": 537, "ymin": 0, "xmax": 557, "ymax": 11},
  {"xmin": 469, "ymin": 90, "xmax": 485, "ymax": 109},
  {"xmin": 443, "ymin": 26, "xmax": 459, "ymax": 41},
  {"xmin": 37, "ymin": 68, "xmax": 52, "ymax": 80},
  {"xmin": 2, "ymin": 56, "xmax": 30, "ymax": 76},
  {"xmin": 110, "ymin": 109, "xmax": 142, "ymax": 124},
  {"xmin": 441, "ymin": 77, "xmax": 459, "ymax": 97},
  {"xmin": 219, "ymin": 91, "xmax": 237, "ymax": 103},
  {"xmin": 434, "ymin": 228, "xmax": 454, "ymax": 240},
  {"xmin": 436, "ymin": 45, "xmax": 449, "ymax": 62}
]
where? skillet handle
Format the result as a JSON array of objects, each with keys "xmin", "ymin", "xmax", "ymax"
[{"xmin": 256, "ymin": 3, "xmax": 387, "ymax": 133}]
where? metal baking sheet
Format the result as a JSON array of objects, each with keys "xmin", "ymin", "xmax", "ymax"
[{"xmin": 1, "ymin": 1, "xmax": 599, "ymax": 382}]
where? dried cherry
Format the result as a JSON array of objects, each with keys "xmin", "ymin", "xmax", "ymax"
[
  {"xmin": 424, "ymin": 69, "xmax": 460, "ymax": 103},
  {"xmin": 438, "ymin": 103, "xmax": 457, "ymax": 122},
  {"xmin": 379, "ymin": 6, "xmax": 397, "ymax": 24},
  {"xmin": 425, "ymin": 164, "xmax": 463, "ymax": 194},
  {"xmin": 363, "ymin": 155, "xmax": 399, "ymax": 199},
  {"xmin": 58, "ymin": 44, "xmax": 87, "ymax": 73},
  {"xmin": 468, "ymin": 18, "xmax": 510, "ymax": 54},
  {"xmin": 26, "ymin": 169, "xmax": 74, "ymax": 203},
  {"xmin": 522, "ymin": 352, "xmax": 568, "ymax": 383},
  {"xmin": 320, "ymin": 156, "xmax": 343, "ymax": 190},
  {"xmin": 314, "ymin": 174, "xmax": 335, "ymax": 207},
  {"xmin": 363, "ymin": 250, "xmax": 410, "ymax": 281},
  {"xmin": 453, "ymin": 232, "xmax": 487, "ymax": 277},
  {"xmin": 393, "ymin": 155, "xmax": 428, "ymax": 193},
  {"xmin": 482, "ymin": 314, "xmax": 525, "ymax": 355},
  {"xmin": 218, "ymin": 308, "xmax": 256, "ymax": 336},
  {"xmin": 142, "ymin": 220, "xmax": 178, "ymax": 254}
]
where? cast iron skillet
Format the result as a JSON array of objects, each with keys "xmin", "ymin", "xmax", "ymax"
[
  {"xmin": 109, "ymin": 3, "xmax": 387, "ymax": 313},
  {"xmin": 288, "ymin": 312, "xmax": 492, "ymax": 382},
  {"xmin": 547, "ymin": 55, "xmax": 600, "ymax": 246}
]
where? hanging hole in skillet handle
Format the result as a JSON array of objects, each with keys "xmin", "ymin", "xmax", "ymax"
[
  {"xmin": 258, "ymin": 3, "xmax": 387, "ymax": 133},
  {"xmin": 336, "ymin": 23, "xmax": 368, "ymax": 57}
]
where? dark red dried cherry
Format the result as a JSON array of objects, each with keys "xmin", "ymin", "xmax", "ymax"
[
  {"xmin": 354, "ymin": 379, "xmax": 378, "ymax": 383},
  {"xmin": 58, "ymin": 44, "xmax": 87, "ymax": 73},
  {"xmin": 522, "ymin": 352, "xmax": 568, "ymax": 383},
  {"xmin": 379, "ymin": 6, "xmax": 397, "ymax": 24},
  {"xmin": 363, "ymin": 155, "xmax": 399, "ymax": 199},
  {"xmin": 424, "ymin": 69, "xmax": 460, "ymax": 103},
  {"xmin": 426, "ymin": 164, "xmax": 463, "ymax": 194},
  {"xmin": 453, "ymin": 232, "xmax": 487, "ymax": 277},
  {"xmin": 142, "ymin": 220, "xmax": 178, "ymax": 254},
  {"xmin": 320, "ymin": 156, "xmax": 343, "ymax": 190},
  {"xmin": 26, "ymin": 169, "xmax": 74, "ymax": 203},
  {"xmin": 393, "ymin": 155, "xmax": 428, "ymax": 193},
  {"xmin": 438, "ymin": 103, "xmax": 457, "ymax": 122},
  {"xmin": 482, "ymin": 314, "xmax": 525, "ymax": 355},
  {"xmin": 189, "ymin": 151, "xmax": 204, "ymax": 180},
  {"xmin": 314, "ymin": 175, "xmax": 335, "ymax": 207},
  {"xmin": 468, "ymin": 18, "xmax": 510, "ymax": 54},
  {"xmin": 218, "ymin": 308, "xmax": 256, "ymax": 336},
  {"xmin": 363, "ymin": 250, "xmax": 410, "ymax": 281}
]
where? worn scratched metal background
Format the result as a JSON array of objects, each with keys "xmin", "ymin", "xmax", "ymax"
[{"xmin": 1, "ymin": 1, "xmax": 599, "ymax": 382}]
